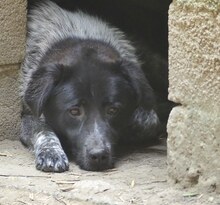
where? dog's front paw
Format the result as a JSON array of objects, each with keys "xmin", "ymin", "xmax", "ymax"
[{"xmin": 35, "ymin": 148, "xmax": 69, "ymax": 172}]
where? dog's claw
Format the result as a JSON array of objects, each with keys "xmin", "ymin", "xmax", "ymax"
[{"xmin": 35, "ymin": 148, "xmax": 69, "ymax": 172}]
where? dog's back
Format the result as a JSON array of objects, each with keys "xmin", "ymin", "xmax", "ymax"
[
  {"xmin": 20, "ymin": 1, "xmax": 160, "ymax": 172},
  {"xmin": 21, "ymin": 1, "xmax": 139, "ymax": 96}
]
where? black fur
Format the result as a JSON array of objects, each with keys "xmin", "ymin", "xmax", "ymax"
[{"xmin": 21, "ymin": 1, "xmax": 161, "ymax": 172}]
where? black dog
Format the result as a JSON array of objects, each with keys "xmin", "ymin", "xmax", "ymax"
[{"xmin": 20, "ymin": 0, "xmax": 160, "ymax": 172}]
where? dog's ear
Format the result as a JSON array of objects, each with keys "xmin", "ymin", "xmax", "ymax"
[
  {"xmin": 122, "ymin": 60, "xmax": 160, "ymax": 138},
  {"xmin": 24, "ymin": 64, "xmax": 62, "ymax": 117},
  {"xmin": 121, "ymin": 60, "xmax": 155, "ymax": 109}
]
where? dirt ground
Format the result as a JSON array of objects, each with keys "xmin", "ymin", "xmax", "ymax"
[{"xmin": 0, "ymin": 139, "xmax": 219, "ymax": 205}]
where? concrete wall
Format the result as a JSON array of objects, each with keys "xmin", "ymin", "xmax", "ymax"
[
  {"xmin": 168, "ymin": 0, "xmax": 220, "ymax": 192},
  {"xmin": 0, "ymin": 0, "xmax": 27, "ymax": 140}
]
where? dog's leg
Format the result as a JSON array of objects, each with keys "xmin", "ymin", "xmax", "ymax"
[{"xmin": 21, "ymin": 112, "xmax": 69, "ymax": 172}]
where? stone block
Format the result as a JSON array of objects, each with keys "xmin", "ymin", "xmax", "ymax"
[
  {"xmin": 0, "ymin": 65, "xmax": 21, "ymax": 141},
  {"xmin": 0, "ymin": 0, "xmax": 27, "ymax": 65},
  {"xmin": 167, "ymin": 107, "xmax": 220, "ymax": 192},
  {"xmin": 168, "ymin": 0, "xmax": 220, "ymax": 192}
]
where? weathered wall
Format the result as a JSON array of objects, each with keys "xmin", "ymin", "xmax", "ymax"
[
  {"xmin": 168, "ymin": 0, "xmax": 220, "ymax": 192},
  {"xmin": 0, "ymin": 0, "xmax": 27, "ymax": 140}
]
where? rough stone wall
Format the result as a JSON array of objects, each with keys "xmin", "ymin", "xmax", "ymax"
[
  {"xmin": 167, "ymin": 0, "xmax": 220, "ymax": 193},
  {"xmin": 0, "ymin": 0, "xmax": 27, "ymax": 140}
]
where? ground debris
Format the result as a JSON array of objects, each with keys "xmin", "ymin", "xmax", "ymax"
[
  {"xmin": 0, "ymin": 174, "xmax": 51, "ymax": 178},
  {"xmin": 183, "ymin": 192, "xmax": 199, "ymax": 197},
  {"xmin": 94, "ymin": 188, "xmax": 110, "ymax": 194},
  {"xmin": 130, "ymin": 180, "xmax": 135, "ymax": 188},
  {"xmin": 0, "ymin": 152, "xmax": 12, "ymax": 157},
  {"xmin": 68, "ymin": 172, "xmax": 82, "ymax": 176},
  {"xmin": 60, "ymin": 186, "xmax": 75, "ymax": 192},
  {"xmin": 16, "ymin": 200, "xmax": 28, "ymax": 204},
  {"xmin": 51, "ymin": 179, "xmax": 80, "ymax": 185},
  {"xmin": 29, "ymin": 193, "xmax": 34, "ymax": 201},
  {"xmin": 53, "ymin": 196, "xmax": 67, "ymax": 205},
  {"xmin": 103, "ymin": 168, "xmax": 118, "ymax": 173}
]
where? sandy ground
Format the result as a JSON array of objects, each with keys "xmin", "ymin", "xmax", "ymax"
[{"xmin": 0, "ymin": 139, "xmax": 219, "ymax": 205}]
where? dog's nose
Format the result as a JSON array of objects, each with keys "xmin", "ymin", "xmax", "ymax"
[{"xmin": 88, "ymin": 149, "xmax": 109, "ymax": 167}]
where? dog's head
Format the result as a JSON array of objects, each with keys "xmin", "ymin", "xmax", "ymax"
[{"xmin": 25, "ymin": 39, "xmax": 157, "ymax": 171}]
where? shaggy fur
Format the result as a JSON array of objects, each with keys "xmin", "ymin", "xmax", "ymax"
[{"xmin": 20, "ymin": 0, "xmax": 160, "ymax": 172}]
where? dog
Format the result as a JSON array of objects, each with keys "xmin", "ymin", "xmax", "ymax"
[{"xmin": 20, "ymin": 0, "xmax": 160, "ymax": 172}]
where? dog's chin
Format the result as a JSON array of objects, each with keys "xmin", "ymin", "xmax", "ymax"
[
  {"xmin": 76, "ymin": 154, "xmax": 114, "ymax": 171},
  {"xmin": 79, "ymin": 162, "xmax": 114, "ymax": 172}
]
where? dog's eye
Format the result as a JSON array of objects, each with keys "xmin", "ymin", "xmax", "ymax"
[
  {"xmin": 106, "ymin": 106, "xmax": 119, "ymax": 116},
  {"xmin": 69, "ymin": 106, "xmax": 82, "ymax": 117}
]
